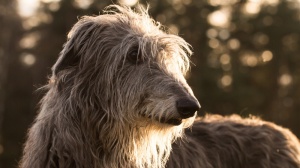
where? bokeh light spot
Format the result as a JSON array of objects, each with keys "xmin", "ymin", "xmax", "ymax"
[
  {"xmin": 19, "ymin": 33, "xmax": 40, "ymax": 49},
  {"xmin": 208, "ymin": 0, "xmax": 239, "ymax": 6},
  {"xmin": 18, "ymin": 0, "xmax": 39, "ymax": 17},
  {"xmin": 206, "ymin": 28, "xmax": 218, "ymax": 38},
  {"xmin": 219, "ymin": 29, "xmax": 230, "ymax": 40},
  {"xmin": 243, "ymin": 2, "xmax": 261, "ymax": 15},
  {"xmin": 20, "ymin": 53, "xmax": 36, "ymax": 67},
  {"xmin": 220, "ymin": 54, "xmax": 231, "ymax": 65},
  {"xmin": 208, "ymin": 8, "xmax": 231, "ymax": 28},
  {"xmin": 41, "ymin": 0, "xmax": 60, "ymax": 2},
  {"xmin": 240, "ymin": 52, "xmax": 258, "ymax": 67},
  {"xmin": 208, "ymin": 39, "xmax": 220, "ymax": 48},
  {"xmin": 74, "ymin": 0, "xmax": 93, "ymax": 9},
  {"xmin": 227, "ymin": 38, "xmax": 240, "ymax": 50},
  {"xmin": 119, "ymin": 0, "xmax": 138, "ymax": 6},
  {"xmin": 279, "ymin": 73, "xmax": 293, "ymax": 86},
  {"xmin": 261, "ymin": 50, "xmax": 273, "ymax": 62},
  {"xmin": 220, "ymin": 75, "xmax": 232, "ymax": 87}
]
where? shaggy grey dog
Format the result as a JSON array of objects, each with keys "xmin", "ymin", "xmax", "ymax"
[{"xmin": 20, "ymin": 5, "xmax": 300, "ymax": 168}]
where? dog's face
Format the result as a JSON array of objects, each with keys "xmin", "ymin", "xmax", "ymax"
[{"xmin": 51, "ymin": 5, "xmax": 200, "ymax": 127}]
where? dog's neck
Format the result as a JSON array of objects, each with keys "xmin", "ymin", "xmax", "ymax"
[{"xmin": 98, "ymin": 122, "xmax": 184, "ymax": 168}]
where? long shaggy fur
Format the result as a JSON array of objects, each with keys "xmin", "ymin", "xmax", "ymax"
[
  {"xmin": 20, "ymin": 5, "xmax": 300, "ymax": 168},
  {"xmin": 168, "ymin": 115, "xmax": 300, "ymax": 168}
]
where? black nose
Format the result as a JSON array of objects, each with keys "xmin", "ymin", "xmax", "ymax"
[{"xmin": 176, "ymin": 98, "xmax": 200, "ymax": 119}]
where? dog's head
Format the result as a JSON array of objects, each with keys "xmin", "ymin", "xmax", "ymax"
[{"xmin": 51, "ymin": 5, "xmax": 200, "ymax": 128}]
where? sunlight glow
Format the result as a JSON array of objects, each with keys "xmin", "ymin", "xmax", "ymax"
[
  {"xmin": 220, "ymin": 75, "xmax": 232, "ymax": 87},
  {"xmin": 227, "ymin": 38, "xmax": 240, "ymax": 50},
  {"xmin": 118, "ymin": 0, "xmax": 139, "ymax": 6},
  {"xmin": 21, "ymin": 13, "xmax": 53, "ymax": 29},
  {"xmin": 261, "ymin": 50, "xmax": 273, "ymax": 62},
  {"xmin": 19, "ymin": 33, "xmax": 41, "ymax": 49},
  {"xmin": 18, "ymin": 0, "xmax": 39, "ymax": 17},
  {"xmin": 219, "ymin": 29, "xmax": 230, "ymax": 40},
  {"xmin": 41, "ymin": 0, "xmax": 60, "ymax": 2},
  {"xmin": 206, "ymin": 28, "xmax": 218, "ymax": 38},
  {"xmin": 242, "ymin": 2, "xmax": 261, "ymax": 15},
  {"xmin": 279, "ymin": 73, "xmax": 293, "ymax": 86},
  {"xmin": 22, "ymin": 17, "xmax": 40, "ymax": 29},
  {"xmin": 208, "ymin": 8, "xmax": 231, "ymax": 28},
  {"xmin": 240, "ymin": 52, "xmax": 258, "ymax": 67},
  {"xmin": 220, "ymin": 54, "xmax": 231, "ymax": 65},
  {"xmin": 240, "ymin": 50, "xmax": 273, "ymax": 66},
  {"xmin": 74, "ymin": 0, "xmax": 93, "ymax": 9},
  {"xmin": 208, "ymin": 0, "xmax": 239, "ymax": 6},
  {"xmin": 20, "ymin": 53, "xmax": 36, "ymax": 66},
  {"xmin": 48, "ymin": 2, "xmax": 61, "ymax": 11},
  {"xmin": 208, "ymin": 39, "xmax": 220, "ymax": 49},
  {"xmin": 220, "ymin": 54, "xmax": 232, "ymax": 71},
  {"xmin": 263, "ymin": 0, "xmax": 279, "ymax": 6},
  {"xmin": 242, "ymin": 0, "xmax": 279, "ymax": 16}
]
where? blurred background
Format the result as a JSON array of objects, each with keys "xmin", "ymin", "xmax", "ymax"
[{"xmin": 1, "ymin": 0, "xmax": 300, "ymax": 167}]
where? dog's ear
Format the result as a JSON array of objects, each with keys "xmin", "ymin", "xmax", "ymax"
[{"xmin": 52, "ymin": 19, "xmax": 96, "ymax": 76}]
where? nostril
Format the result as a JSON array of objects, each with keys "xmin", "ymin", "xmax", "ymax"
[{"xmin": 176, "ymin": 98, "xmax": 200, "ymax": 118}]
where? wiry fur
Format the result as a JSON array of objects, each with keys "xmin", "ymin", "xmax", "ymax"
[
  {"xmin": 20, "ymin": 5, "xmax": 196, "ymax": 168},
  {"xmin": 168, "ymin": 115, "xmax": 300, "ymax": 168},
  {"xmin": 20, "ymin": 5, "xmax": 300, "ymax": 168}
]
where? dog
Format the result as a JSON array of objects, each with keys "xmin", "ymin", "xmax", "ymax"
[{"xmin": 20, "ymin": 5, "xmax": 300, "ymax": 168}]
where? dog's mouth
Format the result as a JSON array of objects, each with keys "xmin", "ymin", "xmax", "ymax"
[
  {"xmin": 150, "ymin": 115, "xmax": 183, "ymax": 126},
  {"xmin": 141, "ymin": 113, "xmax": 183, "ymax": 126},
  {"xmin": 159, "ymin": 117, "xmax": 182, "ymax": 126}
]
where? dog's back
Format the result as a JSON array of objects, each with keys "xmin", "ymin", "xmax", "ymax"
[{"xmin": 168, "ymin": 114, "xmax": 300, "ymax": 168}]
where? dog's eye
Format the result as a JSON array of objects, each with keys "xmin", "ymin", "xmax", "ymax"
[{"xmin": 127, "ymin": 49, "xmax": 143, "ymax": 64}]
